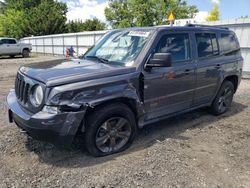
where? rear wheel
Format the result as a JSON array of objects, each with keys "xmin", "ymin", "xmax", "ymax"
[
  {"xmin": 22, "ymin": 49, "xmax": 30, "ymax": 58},
  {"xmin": 84, "ymin": 103, "xmax": 137, "ymax": 157},
  {"xmin": 209, "ymin": 81, "xmax": 235, "ymax": 115}
]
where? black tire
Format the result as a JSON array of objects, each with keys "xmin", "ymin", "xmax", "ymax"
[
  {"xmin": 10, "ymin": 55, "xmax": 15, "ymax": 58},
  {"xmin": 209, "ymin": 81, "xmax": 235, "ymax": 115},
  {"xmin": 22, "ymin": 49, "xmax": 30, "ymax": 58},
  {"xmin": 84, "ymin": 103, "xmax": 137, "ymax": 157}
]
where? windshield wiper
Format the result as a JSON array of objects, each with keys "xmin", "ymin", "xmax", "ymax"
[{"xmin": 85, "ymin": 55, "xmax": 109, "ymax": 64}]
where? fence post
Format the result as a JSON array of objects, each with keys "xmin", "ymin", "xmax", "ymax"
[
  {"xmin": 35, "ymin": 38, "xmax": 37, "ymax": 54},
  {"xmin": 94, "ymin": 32, "xmax": 96, "ymax": 44},
  {"xmin": 62, "ymin": 35, "xmax": 65, "ymax": 57},
  {"xmin": 43, "ymin": 38, "xmax": 45, "ymax": 55},
  {"xmin": 52, "ymin": 37, "xmax": 54, "ymax": 56},
  {"xmin": 76, "ymin": 34, "xmax": 79, "ymax": 56}
]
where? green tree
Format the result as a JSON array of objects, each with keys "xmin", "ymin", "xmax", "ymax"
[
  {"xmin": 105, "ymin": 0, "xmax": 133, "ymax": 28},
  {"xmin": 0, "ymin": 0, "xmax": 67, "ymax": 38},
  {"xmin": 206, "ymin": 4, "xmax": 219, "ymax": 21},
  {"xmin": 26, "ymin": 0, "xmax": 67, "ymax": 36},
  {"xmin": 82, "ymin": 18, "xmax": 106, "ymax": 31},
  {"xmin": 66, "ymin": 20, "xmax": 84, "ymax": 33},
  {"xmin": 66, "ymin": 18, "xmax": 106, "ymax": 33},
  {"xmin": 105, "ymin": 0, "xmax": 198, "ymax": 28},
  {"xmin": 0, "ymin": 9, "xmax": 25, "ymax": 38},
  {"xmin": 3, "ymin": 0, "xmax": 41, "ymax": 10}
]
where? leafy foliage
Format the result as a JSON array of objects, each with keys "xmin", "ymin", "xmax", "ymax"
[
  {"xmin": 0, "ymin": 0, "xmax": 107, "ymax": 38},
  {"xmin": 0, "ymin": 0, "xmax": 68, "ymax": 38},
  {"xmin": 66, "ymin": 18, "xmax": 106, "ymax": 33},
  {"xmin": 105, "ymin": 0, "xmax": 198, "ymax": 28},
  {"xmin": 0, "ymin": 9, "xmax": 25, "ymax": 38},
  {"xmin": 206, "ymin": 4, "xmax": 219, "ymax": 21},
  {"xmin": 25, "ymin": 0, "xmax": 68, "ymax": 36}
]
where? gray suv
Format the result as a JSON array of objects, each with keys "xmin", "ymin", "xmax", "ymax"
[{"xmin": 7, "ymin": 25, "xmax": 243, "ymax": 156}]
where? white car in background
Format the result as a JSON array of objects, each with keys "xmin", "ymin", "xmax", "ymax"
[{"xmin": 0, "ymin": 38, "xmax": 32, "ymax": 58}]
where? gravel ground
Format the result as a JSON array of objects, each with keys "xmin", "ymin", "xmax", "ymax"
[{"xmin": 0, "ymin": 55, "xmax": 249, "ymax": 188}]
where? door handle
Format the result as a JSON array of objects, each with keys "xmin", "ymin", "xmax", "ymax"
[
  {"xmin": 215, "ymin": 64, "xmax": 221, "ymax": 69},
  {"xmin": 184, "ymin": 69, "xmax": 191, "ymax": 75}
]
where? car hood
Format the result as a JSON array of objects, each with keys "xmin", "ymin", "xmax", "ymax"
[{"xmin": 19, "ymin": 58, "xmax": 136, "ymax": 87}]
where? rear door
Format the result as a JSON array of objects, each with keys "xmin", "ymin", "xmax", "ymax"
[
  {"xmin": 143, "ymin": 31, "xmax": 196, "ymax": 121},
  {"xmin": 193, "ymin": 32, "xmax": 222, "ymax": 106}
]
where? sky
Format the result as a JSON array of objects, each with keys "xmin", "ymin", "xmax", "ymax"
[{"xmin": 189, "ymin": 0, "xmax": 250, "ymax": 20}]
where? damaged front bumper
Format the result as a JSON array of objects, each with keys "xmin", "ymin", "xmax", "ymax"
[{"xmin": 7, "ymin": 90, "xmax": 86, "ymax": 147}]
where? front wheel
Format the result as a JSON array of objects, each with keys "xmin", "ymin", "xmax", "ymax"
[
  {"xmin": 84, "ymin": 103, "xmax": 137, "ymax": 157},
  {"xmin": 209, "ymin": 81, "xmax": 235, "ymax": 115}
]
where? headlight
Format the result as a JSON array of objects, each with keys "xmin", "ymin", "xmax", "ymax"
[{"xmin": 30, "ymin": 85, "xmax": 44, "ymax": 107}]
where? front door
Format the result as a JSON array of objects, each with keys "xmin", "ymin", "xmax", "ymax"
[
  {"xmin": 143, "ymin": 32, "xmax": 196, "ymax": 121},
  {"xmin": 0, "ymin": 39, "xmax": 9, "ymax": 55}
]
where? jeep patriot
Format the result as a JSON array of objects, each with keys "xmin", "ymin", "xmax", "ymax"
[{"xmin": 7, "ymin": 25, "xmax": 243, "ymax": 156}]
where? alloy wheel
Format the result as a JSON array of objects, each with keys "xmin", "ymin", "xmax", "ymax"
[{"xmin": 95, "ymin": 117, "xmax": 132, "ymax": 153}]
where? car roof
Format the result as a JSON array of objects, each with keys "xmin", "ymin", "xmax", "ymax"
[
  {"xmin": 118, "ymin": 24, "xmax": 233, "ymax": 34},
  {"xmin": 0, "ymin": 37, "xmax": 16, "ymax": 40},
  {"xmin": 155, "ymin": 24, "xmax": 231, "ymax": 32}
]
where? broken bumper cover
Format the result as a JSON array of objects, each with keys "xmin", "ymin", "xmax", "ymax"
[{"xmin": 7, "ymin": 90, "xmax": 85, "ymax": 147}]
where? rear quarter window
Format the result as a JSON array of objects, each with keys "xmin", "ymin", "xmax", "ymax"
[{"xmin": 219, "ymin": 33, "xmax": 239, "ymax": 54}]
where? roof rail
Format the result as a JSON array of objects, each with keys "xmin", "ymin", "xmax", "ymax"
[{"xmin": 186, "ymin": 24, "xmax": 229, "ymax": 30}]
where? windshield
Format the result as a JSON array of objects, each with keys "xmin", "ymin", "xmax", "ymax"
[{"xmin": 84, "ymin": 30, "xmax": 152, "ymax": 66}]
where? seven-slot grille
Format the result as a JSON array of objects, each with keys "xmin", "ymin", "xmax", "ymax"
[{"xmin": 15, "ymin": 73, "xmax": 30, "ymax": 104}]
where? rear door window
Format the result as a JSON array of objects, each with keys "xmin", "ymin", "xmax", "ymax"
[
  {"xmin": 196, "ymin": 33, "xmax": 219, "ymax": 58},
  {"xmin": 219, "ymin": 33, "xmax": 239, "ymax": 54},
  {"xmin": 9, "ymin": 39, "xmax": 17, "ymax": 44}
]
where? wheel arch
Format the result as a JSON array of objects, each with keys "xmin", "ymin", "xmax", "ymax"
[
  {"xmin": 224, "ymin": 75, "xmax": 239, "ymax": 93},
  {"xmin": 79, "ymin": 97, "xmax": 140, "ymax": 133},
  {"xmin": 86, "ymin": 97, "xmax": 138, "ymax": 120},
  {"xmin": 22, "ymin": 48, "xmax": 30, "ymax": 52}
]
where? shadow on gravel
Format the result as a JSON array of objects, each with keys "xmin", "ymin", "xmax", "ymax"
[
  {"xmin": 0, "ymin": 56, "xmax": 24, "ymax": 60},
  {"xmin": 25, "ymin": 101, "xmax": 247, "ymax": 167}
]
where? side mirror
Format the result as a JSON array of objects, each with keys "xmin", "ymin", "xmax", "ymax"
[{"xmin": 146, "ymin": 53, "xmax": 172, "ymax": 68}]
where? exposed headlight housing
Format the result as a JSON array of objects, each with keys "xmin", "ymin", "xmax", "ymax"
[
  {"xmin": 30, "ymin": 85, "xmax": 44, "ymax": 107},
  {"xmin": 42, "ymin": 106, "xmax": 59, "ymax": 114}
]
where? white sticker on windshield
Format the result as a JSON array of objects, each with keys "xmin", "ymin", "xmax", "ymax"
[{"xmin": 128, "ymin": 31, "xmax": 150, "ymax": 38}]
